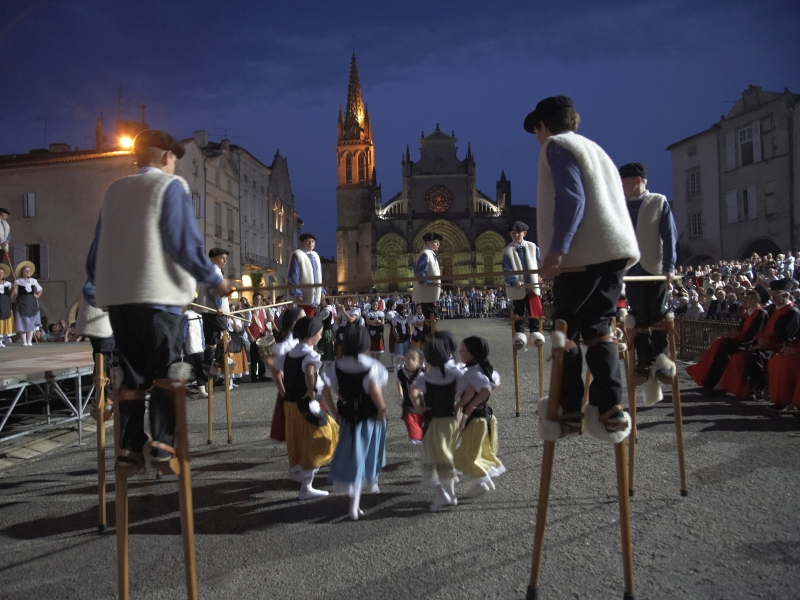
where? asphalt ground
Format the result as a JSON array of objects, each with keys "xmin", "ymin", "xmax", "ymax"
[{"xmin": 1, "ymin": 317, "xmax": 799, "ymax": 599}]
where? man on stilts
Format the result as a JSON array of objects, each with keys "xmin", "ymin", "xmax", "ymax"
[
  {"xmin": 288, "ymin": 232, "xmax": 324, "ymax": 317},
  {"xmin": 413, "ymin": 232, "xmax": 442, "ymax": 341},
  {"xmin": 502, "ymin": 221, "xmax": 544, "ymax": 349}
]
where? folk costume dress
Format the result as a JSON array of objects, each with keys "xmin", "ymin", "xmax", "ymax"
[
  {"xmin": 14, "ymin": 277, "xmax": 41, "ymax": 333},
  {"xmin": 323, "ymin": 355, "xmax": 388, "ymax": 494},
  {"xmin": 317, "ymin": 305, "xmax": 336, "ymax": 362},
  {"xmin": 227, "ymin": 317, "xmax": 250, "ymax": 378},
  {"xmin": 269, "ymin": 334, "xmax": 297, "ymax": 442},
  {"xmin": 766, "ymin": 336, "xmax": 800, "ymax": 407},
  {"xmin": 392, "ymin": 314, "xmax": 411, "ymax": 358},
  {"xmin": 397, "ymin": 365, "xmax": 424, "ymax": 442},
  {"xmin": 719, "ymin": 302, "xmax": 800, "ymax": 398},
  {"xmin": 385, "ymin": 308, "xmax": 397, "ymax": 354},
  {"xmin": 276, "ymin": 343, "xmax": 339, "ymax": 471},
  {"xmin": 366, "ymin": 309, "xmax": 385, "ymax": 353},
  {"xmin": 336, "ymin": 307, "xmax": 361, "ymax": 356},
  {"xmin": 410, "ymin": 313, "xmax": 425, "ymax": 348},
  {"xmin": 413, "ymin": 364, "xmax": 464, "ymax": 488},
  {"xmin": 453, "ymin": 365, "xmax": 504, "ymax": 487},
  {"xmin": 0, "ymin": 280, "xmax": 14, "ymax": 340},
  {"xmin": 686, "ymin": 305, "xmax": 767, "ymax": 389}
]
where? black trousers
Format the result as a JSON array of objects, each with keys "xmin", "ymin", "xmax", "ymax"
[
  {"xmin": 89, "ymin": 336, "xmax": 115, "ymax": 375},
  {"xmin": 108, "ymin": 306, "xmax": 183, "ymax": 452},
  {"xmin": 552, "ymin": 259, "xmax": 627, "ymax": 414},
  {"xmin": 512, "ymin": 298, "xmax": 540, "ymax": 334},
  {"xmin": 202, "ymin": 312, "xmax": 226, "ymax": 366},
  {"xmin": 249, "ymin": 336, "xmax": 266, "ymax": 380},
  {"xmin": 626, "ymin": 280, "xmax": 669, "ymax": 365},
  {"xmin": 420, "ymin": 302, "xmax": 437, "ymax": 338},
  {"xmin": 185, "ymin": 351, "xmax": 205, "ymax": 386}
]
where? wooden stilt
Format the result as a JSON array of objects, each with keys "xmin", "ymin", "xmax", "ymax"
[
  {"xmin": 113, "ymin": 395, "xmax": 130, "ymax": 600},
  {"xmin": 207, "ymin": 373, "xmax": 214, "ymax": 445},
  {"xmin": 513, "ymin": 347, "xmax": 521, "ymax": 417},
  {"xmin": 537, "ymin": 319, "xmax": 545, "ymax": 399},
  {"xmin": 615, "ymin": 440, "xmax": 636, "ymax": 600},
  {"xmin": 581, "ymin": 371, "xmax": 592, "ymax": 409},
  {"xmin": 223, "ymin": 332, "xmax": 233, "ymax": 444},
  {"xmin": 527, "ymin": 319, "xmax": 568, "ymax": 600},
  {"xmin": 173, "ymin": 375, "xmax": 199, "ymax": 599},
  {"xmin": 668, "ymin": 322, "xmax": 688, "ymax": 497},
  {"xmin": 623, "ymin": 322, "xmax": 638, "ymax": 497},
  {"xmin": 96, "ymin": 354, "xmax": 108, "ymax": 533}
]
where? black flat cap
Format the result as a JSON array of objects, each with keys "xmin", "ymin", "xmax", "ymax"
[
  {"xmin": 524, "ymin": 96, "xmax": 575, "ymax": 133},
  {"xmin": 509, "ymin": 221, "xmax": 529, "ymax": 232},
  {"xmin": 422, "ymin": 232, "xmax": 443, "ymax": 242},
  {"xmin": 753, "ymin": 285, "xmax": 770, "ymax": 304},
  {"xmin": 208, "ymin": 248, "xmax": 230, "ymax": 258},
  {"xmin": 298, "ymin": 233, "xmax": 316, "ymax": 242},
  {"xmin": 0, "ymin": 207, "xmax": 9, "ymax": 216},
  {"xmin": 619, "ymin": 162, "xmax": 647, "ymax": 179},
  {"xmin": 133, "ymin": 129, "xmax": 185, "ymax": 159},
  {"xmin": 769, "ymin": 279, "xmax": 793, "ymax": 292}
]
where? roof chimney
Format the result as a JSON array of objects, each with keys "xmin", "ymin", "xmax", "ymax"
[
  {"xmin": 95, "ymin": 118, "xmax": 103, "ymax": 151},
  {"xmin": 193, "ymin": 130, "xmax": 209, "ymax": 148}
]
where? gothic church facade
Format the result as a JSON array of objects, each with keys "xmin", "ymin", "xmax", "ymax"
[{"xmin": 335, "ymin": 54, "xmax": 536, "ymax": 292}]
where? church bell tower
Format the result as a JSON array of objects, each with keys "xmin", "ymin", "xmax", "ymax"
[{"xmin": 335, "ymin": 53, "xmax": 379, "ymax": 290}]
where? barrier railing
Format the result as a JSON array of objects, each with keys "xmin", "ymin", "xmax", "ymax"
[{"xmin": 674, "ymin": 316, "xmax": 739, "ymax": 360}]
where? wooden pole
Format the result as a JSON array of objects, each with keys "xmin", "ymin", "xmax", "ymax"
[
  {"xmin": 626, "ymin": 324, "xmax": 638, "ymax": 497},
  {"xmin": 172, "ymin": 374, "xmax": 199, "ymax": 599},
  {"xmin": 582, "ymin": 371, "xmax": 592, "ymax": 409},
  {"xmin": 527, "ymin": 319, "xmax": 568, "ymax": 600},
  {"xmin": 207, "ymin": 371, "xmax": 214, "ymax": 445},
  {"xmin": 113, "ymin": 397, "xmax": 130, "ymax": 600},
  {"xmin": 513, "ymin": 348, "xmax": 520, "ymax": 418},
  {"xmin": 615, "ymin": 440, "xmax": 636, "ymax": 599},
  {"xmin": 96, "ymin": 354, "xmax": 107, "ymax": 533},
  {"xmin": 223, "ymin": 331, "xmax": 233, "ymax": 444},
  {"xmin": 669, "ymin": 321, "xmax": 689, "ymax": 497}
]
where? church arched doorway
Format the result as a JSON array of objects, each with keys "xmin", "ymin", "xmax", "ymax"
[
  {"xmin": 739, "ymin": 237, "xmax": 783, "ymax": 260},
  {"xmin": 475, "ymin": 230, "xmax": 506, "ymax": 287}
]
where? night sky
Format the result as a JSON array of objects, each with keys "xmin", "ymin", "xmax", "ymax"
[{"xmin": 1, "ymin": 1, "xmax": 799, "ymax": 259}]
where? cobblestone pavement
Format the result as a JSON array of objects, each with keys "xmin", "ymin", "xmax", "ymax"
[{"xmin": 1, "ymin": 317, "xmax": 798, "ymax": 599}]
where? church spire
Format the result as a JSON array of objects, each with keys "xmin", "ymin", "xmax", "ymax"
[{"xmin": 343, "ymin": 53, "xmax": 366, "ymax": 140}]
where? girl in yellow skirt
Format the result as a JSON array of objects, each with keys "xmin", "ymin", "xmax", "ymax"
[
  {"xmin": 274, "ymin": 316, "xmax": 339, "ymax": 499},
  {"xmin": 409, "ymin": 337, "xmax": 465, "ymax": 512},
  {"xmin": 227, "ymin": 315, "xmax": 250, "ymax": 389},
  {"xmin": 454, "ymin": 336, "xmax": 504, "ymax": 499},
  {"xmin": 0, "ymin": 265, "xmax": 15, "ymax": 346}
]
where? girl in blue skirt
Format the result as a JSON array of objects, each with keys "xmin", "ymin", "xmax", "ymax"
[{"xmin": 322, "ymin": 325, "xmax": 388, "ymax": 521}]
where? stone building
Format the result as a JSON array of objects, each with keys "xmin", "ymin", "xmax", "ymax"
[
  {"xmin": 668, "ymin": 85, "xmax": 800, "ymax": 264},
  {"xmin": 335, "ymin": 54, "xmax": 535, "ymax": 292}
]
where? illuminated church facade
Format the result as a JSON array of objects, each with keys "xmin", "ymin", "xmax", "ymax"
[{"xmin": 335, "ymin": 54, "xmax": 536, "ymax": 292}]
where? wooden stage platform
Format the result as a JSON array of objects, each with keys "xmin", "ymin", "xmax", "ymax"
[{"xmin": 0, "ymin": 343, "xmax": 95, "ymax": 443}]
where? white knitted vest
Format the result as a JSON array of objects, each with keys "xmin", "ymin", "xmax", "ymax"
[
  {"xmin": 76, "ymin": 300, "xmax": 113, "ymax": 338},
  {"xmin": 183, "ymin": 310, "xmax": 205, "ymax": 354},
  {"xmin": 537, "ymin": 132, "xmax": 640, "ymax": 269},
  {"xmin": 291, "ymin": 249, "xmax": 323, "ymax": 305},
  {"xmin": 412, "ymin": 248, "xmax": 441, "ymax": 303},
  {"xmin": 504, "ymin": 241, "xmax": 540, "ymax": 299},
  {"xmin": 633, "ymin": 193, "xmax": 667, "ymax": 276},
  {"xmin": 95, "ymin": 171, "xmax": 197, "ymax": 308}
]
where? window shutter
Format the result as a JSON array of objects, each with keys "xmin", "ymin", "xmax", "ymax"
[
  {"xmin": 752, "ymin": 120, "xmax": 761, "ymax": 163},
  {"xmin": 200, "ymin": 194, "xmax": 205, "ymax": 218},
  {"xmin": 726, "ymin": 131, "xmax": 736, "ymax": 170},
  {"xmin": 39, "ymin": 243, "xmax": 50, "ymax": 280},
  {"xmin": 725, "ymin": 190, "xmax": 739, "ymax": 222},
  {"xmin": 13, "ymin": 244, "xmax": 24, "ymax": 266},
  {"xmin": 23, "ymin": 192, "xmax": 36, "ymax": 218},
  {"xmin": 747, "ymin": 185, "xmax": 757, "ymax": 220}
]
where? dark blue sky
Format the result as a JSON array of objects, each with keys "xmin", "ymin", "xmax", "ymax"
[{"xmin": 1, "ymin": 0, "xmax": 799, "ymax": 258}]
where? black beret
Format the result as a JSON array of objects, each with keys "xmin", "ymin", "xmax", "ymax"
[
  {"xmin": 0, "ymin": 207, "xmax": 9, "ymax": 215},
  {"xmin": 619, "ymin": 162, "xmax": 647, "ymax": 180},
  {"xmin": 769, "ymin": 279, "xmax": 793, "ymax": 292},
  {"xmin": 133, "ymin": 129, "xmax": 185, "ymax": 159},
  {"xmin": 422, "ymin": 232, "xmax": 443, "ymax": 242},
  {"xmin": 509, "ymin": 221, "xmax": 529, "ymax": 232},
  {"xmin": 298, "ymin": 233, "xmax": 316, "ymax": 242},
  {"xmin": 753, "ymin": 285, "xmax": 770, "ymax": 304},
  {"xmin": 523, "ymin": 96, "xmax": 575, "ymax": 133},
  {"xmin": 208, "ymin": 247, "xmax": 230, "ymax": 258}
]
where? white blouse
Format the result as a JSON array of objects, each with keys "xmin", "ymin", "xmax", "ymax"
[
  {"xmin": 16, "ymin": 277, "xmax": 41, "ymax": 294},
  {"xmin": 321, "ymin": 355, "xmax": 388, "ymax": 394}
]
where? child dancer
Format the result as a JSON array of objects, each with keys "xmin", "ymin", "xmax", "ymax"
[
  {"xmin": 410, "ymin": 304, "xmax": 426, "ymax": 350},
  {"xmin": 268, "ymin": 307, "xmax": 304, "ymax": 443},
  {"xmin": 275, "ymin": 316, "xmax": 339, "ymax": 499},
  {"xmin": 322, "ymin": 326, "xmax": 388, "ymax": 520},
  {"xmin": 335, "ymin": 297, "xmax": 361, "ymax": 359},
  {"xmin": 385, "ymin": 299, "xmax": 397, "ymax": 356},
  {"xmin": 317, "ymin": 298, "xmax": 336, "ymax": 364},
  {"xmin": 392, "ymin": 304, "xmax": 411, "ymax": 369},
  {"xmin": 365, "ymin": 300, "xmax": 386, "ymax": 361},
  {"xmin": 395, "ymin": 347, "xmax": 424, "ymax": 445},
  {"xmin": 410, "ymin": 337, "xmax": 464, "ymax": 512},
  {"xmin": 453, "ymin": 336, "xmax": 503, "ymax": 498}
]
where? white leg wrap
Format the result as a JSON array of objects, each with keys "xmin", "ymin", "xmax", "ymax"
[
  {"xmin": 584, "ymin": 404, "xmax": 631, "ymax": 443},
  {"xmin": 537, "ymin": 398, "xmax": 563, "ymax": 441}
]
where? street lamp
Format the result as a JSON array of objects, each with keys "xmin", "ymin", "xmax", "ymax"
[{"xmin": 119, "ymin": 136, "xmax": 133, "ymax": 150}]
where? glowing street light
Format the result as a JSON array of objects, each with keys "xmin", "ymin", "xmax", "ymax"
[{"xmin": 119, "ymin": 136, "xmax": 133, "ymax": 149}]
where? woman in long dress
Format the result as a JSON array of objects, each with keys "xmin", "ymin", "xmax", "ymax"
[
  {"xmin": 14, "ymin": 262, "xmax": 42, "ymax": 346},
  {"xmin": 0, "ymin": 264, "xmax": 16, "ymax": 346}
]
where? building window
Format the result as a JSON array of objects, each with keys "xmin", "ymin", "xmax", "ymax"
[
  {"xmin": 23, "ymin": 192, "xmax": 36, "ymax": 217},
  {"xmin": 244, "ymin": 174, "xmax": 249, "ymax": 183},
  {"xmin": 278, "ymin": 240, "xmax": 284, "ymax": 264},
  {"xmin": 690, "ymin": 213, "xmax": 702, "ymax": 237},
  {"xmin": 215, "ymin": 172, "xmax": 220, "ymax": 188},
  {"xmin": 687, "ymin": 169, "xmax": 701, "ymax": 197},
  {"xmin": 191, "ymin": 191, "xmax": 202, "ymax": 218},
  {"xmin": 214, "ymin": 203, "xmax": 222, "ymax": 238},
  {"xmin": 358, "ymin": 153, "xmax": 366, "ymax": 182},
  {"xmin": 227, "ymin": 179, "xmax": 232, "ymax": 194},
  {"xmin": 742, "ymin": 185, "xmax": 757, "ymax": 221},
  {"xmin": 345, "ymin": 154, "xmax": 353, "ymax": 183},
  {"xmin": 738, "ymin": 125, "xmax": 754, "ymax": 167},
  {"xmin": 227, "ymin": 208, "xmax": 234, "ymax": 241}
]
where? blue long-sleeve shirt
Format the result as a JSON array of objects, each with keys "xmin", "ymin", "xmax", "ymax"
[
  {"xmin": 287, "ymin": 251, "xmax": 325, "ymax": 306},
  {"xmin": 85, "ymin": 167, "xmax": 222, "ymax": 312},
  {"xmin": 626, "ymin": 192, "xmax": 678, "ymax": 276},
  {"xmin": 503, "ymin": 244, "xmax": 542, "ymax": 286},
  {"xmin": 414, "ymin": 250, "xmax": 437, "ymax": 285},
  {"xmin": 547, "ymin": 142, "xmax": 585, "ymax": 255}
]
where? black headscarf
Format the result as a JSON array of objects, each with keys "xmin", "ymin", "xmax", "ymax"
[
  {"xmin": 463, "ymin": 335, "xmax": 494, "ymax": 380},
  {"xmin": 275, "ymin": 307, "xmax": 303, "ymax": 343},
  {"xmin": 424, "ymin": 337, "xmax": 450, "ymax": 376},
  {"xmin": 434, "ymin": 331, "xmax": 457, "ymax": 358},
  {"xmin": 292, "ymin": 316, "xmax": 323, "ymax": 341},
  {"xmin": 342, "ymin": 324, "xmax": 370, "ymax": 357}
]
